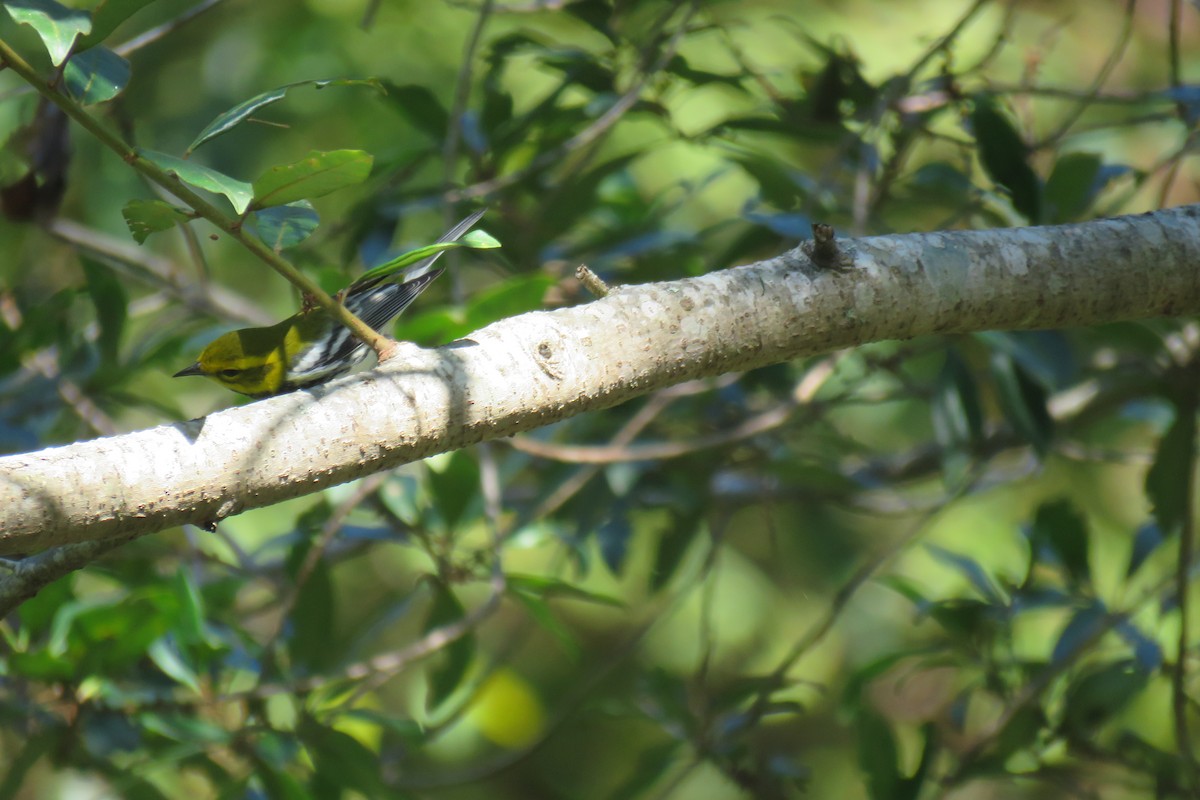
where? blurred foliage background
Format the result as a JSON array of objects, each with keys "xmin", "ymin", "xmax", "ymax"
[{"xmin": 2, "ymin": 0, "xmax": 1200, "ymax": 798}]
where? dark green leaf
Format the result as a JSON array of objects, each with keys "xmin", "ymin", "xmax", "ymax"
[
  {"xmin": 606, "ymin": 740, "xmax": 683, "ymax": 799},
  {"xmin": 1115, "ymin": 620, "xmax": 1163, "ymax": 671},
  {"xmin": 121, "ymin": 199, "xmax": 192, "ymax": 244},
  {"xmin": 1043, "ymin": 151, "xmax": 1102, "ymax": 223},
  {"xmin": 4, "ymin": 0, "xmax": 91, "ymax": 66},
  {"xmin": 990, "ymin": 704, "xmax": 1045, "ymax": 762},
  {"xmin": 254, "ymin": 201, "xmax": 319, "ymax": 250},
  {"xmin": 1126, "ymin": 521, "xmax": 1166, "ymax": 578},
  {"xmin": 139, "ymin": 149, "xmax": 253, "ymax": 214},
  {"xmin": 426, "ymin": 450, "xmax": 479, "ymax": 532},
  {"xmin": 380, "ymin": 82, "xmax": 450, "ymax": 142},
  {"xmin": 857, "ymin": 707, "xmax": 900, "ymax": 800},
  {"xmin": 506, "ymin": 573, "xmax": 624, "ymax": 607},
  {"xmin": 63, "ymin": 45, "xmax": 129, "ymax": 104},
  {"xmin": 651, "ymin": 523, "xmax": 693, "ymax": 591},
  {"xmin": 1030, "ymin": 499, "xmax": 1090, "ymax": 587},
  {"xmin": 1051, "ymin": 601, "xmax": 1107, "ymax": 664},
  {"xmin": 971, "ymin": 94, "xmax": 1041, "ymax": 222},
  {"xmin": 1146, "ymin": 404, "xmax": 1196, "ymax": 535},
  {"xmin": 249, "ymin": 149, "xmax": 373, "ymax": 210},
  {"xmin": 82, "ymin": 258, "xmax": 126, "ymax": 366},
  {"xmin": 253, "ymin": 759, "xmax": 309, "ymax": 800},
  {"xmin": 931, "ymin": 348, "xmax": 983, "ymax": 486},
  {"xmin": 424, "ymin": 579, "xmax": 474, "ymax": 711},
  {"xmin": 508, "ymin": 590, "xmax": 580, "ymax": 658},
  {"xmin": 76, "ymin": 0, "xmax": 156, "ymax": 51},
  {"xmin": 140, "ymin": 711, "xmax": 230, "ymax": 745},
  {"xmin": 287, "ymin": 544, "xmax": 337, "ymax": 673},
  {"xmin": 1062, "ymin": 660, "xmax": 1148, "ymax": 738},
  {"xmin": 299, "ymin": 716, "xmax": 388, "ymax": 798},
  {"xmin": 147, "ymin": 637, "xmax": 201, "ymax": 693},
  {"xmin": 187, "ymin": 79, "xmax": 385, "ymax": 154},
  {"xmin": 990, "ymin": 351, "xmax": 1054, "ymax": 456},
  {"xmin": 925, "ymin": 544, "xmax": 1001, "ymax": 603}
]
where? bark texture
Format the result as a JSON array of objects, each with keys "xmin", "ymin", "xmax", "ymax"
[{"xmin": 2, "ymin": 206, "xmax": 1199, "ymax": 553}]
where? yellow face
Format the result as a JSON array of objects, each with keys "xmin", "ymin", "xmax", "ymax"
[{"xmin": 174, "ymin": 326, "xmax": 289, "ymax": 398}]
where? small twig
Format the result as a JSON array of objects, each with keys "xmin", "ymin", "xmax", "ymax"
[
  {"xmin": 802, "ymin": 223, "xmax": 852, "ymax": 273},
  {"xmin": 575, "ymin": 264, "xmax": 609, "ymax": 298}
]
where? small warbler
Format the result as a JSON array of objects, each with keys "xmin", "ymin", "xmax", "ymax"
[{"xmin": 173, "ymin": 209, "xmax": 484, "ymax": 398}]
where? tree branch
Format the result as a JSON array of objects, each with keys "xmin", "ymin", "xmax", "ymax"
[{"xmin": 2, "ymin": 206, "xmax": 1200, "ymax": 557}]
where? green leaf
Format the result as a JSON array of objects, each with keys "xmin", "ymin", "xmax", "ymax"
[
  {"xmin": 1030, "ymin": 499, "xmax": 1090, "ymax": 588},
  {"xmin": 990, "ymin": 351, "xmax": 1054, "ymax": 456},
  {"xmin": 380, "ymin": 82, "xmax": 450, "ymax": 141},
  {"xmin": 508, "ymin": 590, "xmax": 581, "ymax": 659},
  {"xmin": 931, "ymin": 348, "xmax": 983, "ymax": 486},
  {"xmin": 506, "ymin": 573, "xmax": 625, "ymax": 607},
  {"xmin": 186, "ymin": 78, "xmax": 385, "ymax": 154},
  {"xmin": 1062, "ymin": 660, "xmax": 1148, "ymax": 738},
  {"xmin": 971, "ymin": 94, "xmax": 1041, "ymax": 223},
  {"xmin": 299, "ymin": 717, "xmax": 388, "ymax": 798},
  {"xmin": 81, "ymin": 258, "xmax": 126, "ymax": 366},
  {"xmin": 253, "ymin": 200, "xmax": 319, "ymax": 250},
  {"xmin": 1043, "ymin": 151, "xmax": 1102, "ymax": 223},
  {"xmin": 63, "ymin": 45, "xmax": 129, "ymax": 104},
  {"xmin": 354, "ymin": 230, "xmax": 499, "ymax": 287},
  {"xmin": 139, "ymin": 149, "xmax": 253, "ymax": 214},
  {"xmin": 287, "ymin": 543, "xmax": 336, "ymax": 673},
  {"xmin": 121, "ymin": 199, "xmax": 191, "ymax": 244},
  {"xmin": 76, "ymin": 0, "xmax": 157, "ymax": 51},
  {"xmin": 426, "ymin": 450, "xmax": 479, "ymax": 533},
  {"xmin": 147, "ymin": 638, "xmax": 201, "ymax": 693},
  {"xmin": 857, "ymin": 707, "xmax": 901, "ymax": 800},
  {"xmin": 1126, "ymin": 521, "xmax": 1166, "ymax": 578},
  {"xmin": 4, "ymin": 0, "xmax": 91, "ymax": 66},
  {"xmin": 424, "ymin": 579, "xmax": 474, "ymax": 712},
  {"xmin": 249, "ymin": 149, "xmax": 373, "ymax": 210},
  {"xmin": 1146, "ymin": 404, "xmax": 1196, "ymax": 536}
]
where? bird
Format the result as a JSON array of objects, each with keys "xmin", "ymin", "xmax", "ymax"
[{"xmin": 173, "ymin": 209, "xmax": 485, "ymax": 398}]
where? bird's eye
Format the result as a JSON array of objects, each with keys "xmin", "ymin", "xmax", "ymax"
[{"xmin": 219, "ymin": 368, "xmax": 241, "ymax": 379}]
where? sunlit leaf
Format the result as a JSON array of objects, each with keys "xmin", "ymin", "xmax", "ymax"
[
  {"xmin": 121, "ymin": 199, "xmax": 191, "ymax": 244},
  {"xmin": 249, "ymin": 149, "xmax": 373, "ymax": 210},
  {"xmin": 139, "ymin": 149, "xmax": 253, "ymax": 214},
  {"xmin": 4, "ymin": 0, "xmax": 91, "ymax": 66},
  {"xmin": 354, "ymin": 231, "xmax": 499, "ymax": 288}
]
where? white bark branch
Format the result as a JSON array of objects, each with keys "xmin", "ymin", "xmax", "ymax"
[{"xmin": 2, "ymin": 206, "xmax": 1199, "ymax": 554}]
